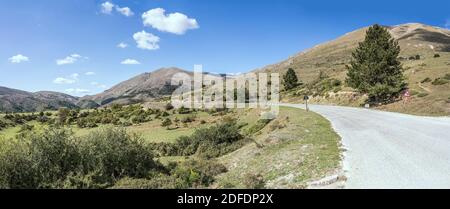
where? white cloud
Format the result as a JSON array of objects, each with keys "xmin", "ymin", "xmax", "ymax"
[
  {"xmin": 85, "ymin": 71, "xmax": 96, "ymax": 76},
  {"xmin": 101, "ymin": 1, "xmax": 115, "ymax": 14},
  {"xmin": 53, "ymin": 77, "xmax": 76, "ymax": 84},
  {"xmin": 56, "ymin": 54, "xmax": 86, "ymax": 65},
  {"xmin": 53, "ymin": 73, "xmax": 80, "ymax": 84},
  {"xmin": 445, "ymin": 19, "xmax": 450, "ymax": 28},
  {"xmin": 116, "ymin": 6, "xmax": 134, "ymax": 17},
  {"xmin": 133, "ymin": 31, "xmax": 160, "ymax": 50},
  {"xmin": 70, "ymin": 54, "xmax": 81, "ymax": 58},
  {"xmin": 65, "ymin": 88, "xmax": 90, "ymax": 94},
  {"xmin": 117, "ymin": 42, "xmax": 128, "ymax": 48},
  {"xmin": 142, "ymin": 8, "xmax": 199, "ymax": 35},
  {"xmin": 9, "ymin": 54, "xmax": 29, "ymax": 63},
  {"xmin": 101, "ymin": 2, "xmax": 133, "ymax": 17},
  {"xmin": 121, "ymin": 59, "xmax": 141, "ymax": 65}
]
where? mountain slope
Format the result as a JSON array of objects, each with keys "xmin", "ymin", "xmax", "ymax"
[
  {"xmin": 257, "ymin": 23, "xmax": 450, "ymax": 115},
  {"xmin": 79, "ymin": 67, "xmax": 193, "ymax": 106},
  {"xmin": 0, "ymin": 87, "xmax": 78, "ymax": 112}
]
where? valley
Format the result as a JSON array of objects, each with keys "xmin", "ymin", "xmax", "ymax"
[{"xmin": 0, "ymin": 104, "xmax": 341, "ymax": 189}]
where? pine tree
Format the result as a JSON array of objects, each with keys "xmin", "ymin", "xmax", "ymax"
[
  {"xmin": 283, "ymin": 68, "xmax": 299, "ymax": 90},
  {"xmin": 346, "ymin": 24, "xmax": 406, "ymax": 103}
]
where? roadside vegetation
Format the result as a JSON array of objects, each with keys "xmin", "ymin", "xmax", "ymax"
[{"xmin": 0, "ymin": 103, "xmax": 341, "ymax": 189}]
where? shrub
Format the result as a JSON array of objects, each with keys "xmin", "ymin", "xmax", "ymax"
[
  {"xmin": 19, "ymin": 124, "xmax": 34, "ymax": 132},
  {"xmin": 57, "ymin": 108, "xmax": 71, "ymax": 125},
  {"xmin": 80, "ymin": 128, "xmax": 162, "ymax": 185},
  {"xmin": 434, "ymin": 54, "xmax": 440, "ymax": 58},
  {"xmin": 131, "ymin": 114, "xmax": 148, "ymax": 124},
  {"xmin": 242, "ymin": 173, "xmax": 265, "ymax": 189},
  {"xmin": 417, "ymin": 92, "xmax": 429, "ymax": 98},
  {"xmin": 171, "ymin": 159, "xmax": 227, "ymax": 188},
  {"xmin": 165, "ymin": 103, "xmax": 174, "ymax": 111},
  {"xmin": 0, "ymin": 129, "xmax": 82, "ymax": 188},
  {"xmin": 161, "ymin": 118, "xmax": 172, "ymax": 128},
  {"xmin": 178, "ymin": 106, "xmax": 191, "ymax": 114},
  {"xmin": 444, "ymin": 74, "xmax": 450, "ymax": 80},
  {"xmin": 431, "ymin": 78, "xmax": 449, "ymax": 85},
  {"xmin": 161, "ymin": 121, "xmax": 245, "ymax": 158},
  {"xmin": 0, "ymin": 127, "xmax": 163, "ymax": 189},
  {"xmin": 181, "ymin": 115, "xmax": 196, "ymax": 123},
  {"xmin": 162, "ymin": 111, "xmax": 170, "ymax": 117},
  {"xmin": 421, "ymin": 77, "xmax": 432, "ymax": 83}
]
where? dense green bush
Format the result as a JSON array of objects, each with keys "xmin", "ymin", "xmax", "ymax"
[
  {"xmin": 0, "ymin": 128, "xmax": 163, "ymax": 189},
  {"xmin": 149, "ymin": 121, "xmax": 246, "ymax": 159},
  {"xmin": 0, "ymin": 129, "xmax": 82, "ymax": 188}
]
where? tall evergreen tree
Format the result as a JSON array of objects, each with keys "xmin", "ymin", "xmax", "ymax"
[
  {"xmin": 346, "ymin": 24, "xmax": 406, "ymax": 103},
  {"xmin": 283, "ymin": 68, "xmax": 299, "ymax": 90}
]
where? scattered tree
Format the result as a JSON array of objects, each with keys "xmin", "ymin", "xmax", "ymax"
[{"xmin": 283, "ymin": 68, "xmax": 299, "ymax": 90}]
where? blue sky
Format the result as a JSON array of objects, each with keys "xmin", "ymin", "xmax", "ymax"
[{"xmin": 1, "ymin": 0, "xmax": 449, "ymax": 96}]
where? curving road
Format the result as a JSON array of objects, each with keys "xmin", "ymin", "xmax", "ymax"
[{"xmin": 282, "ymin": 103, "xmax": 450, "ymax": 189}]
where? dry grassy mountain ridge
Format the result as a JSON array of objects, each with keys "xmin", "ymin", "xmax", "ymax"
[
  {"xmin": 255, "ymin": 23, "xmax": 450, "ymax": 116},
  {"xmin": 78, "ymin": 67, "xmax": 193, "ymax": 107},
  {"xmin": 0, "ymin": 86, "xmax": 78, "ymax": 112}
]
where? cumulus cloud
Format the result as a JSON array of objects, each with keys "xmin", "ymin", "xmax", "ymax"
[
  {"xmin": 53, "ymin": 77, "xmax": 76, "ymax": 84},
  {"xmin": 8, "ymin": 54, "xmax": 29, "ymax": 63},
  {"xmin": 116, "ymin": 6, "xmax": 134, "ymax": 17},
  {"xmin": 65, "ymin": 88, "xmax": 90, "ymax": 94},
  {"xmin": 101, "ymin": 1, "xmax": 115, "ymax": 14},
  {"xmin": 85, "ymin": 71, "xmax": 96, "ymax": 76},
  {"xmin": 53, "ymin": 73, "xmax": 79, "ymax": 84},
  {"xmin": 117, "ymin": 42, "xmax": 128, "ymax": 48},
  {"xmin": 142, "ymin": 8, "xmax": 199, "ymax": 35},
  {"xmin": 101, "ymin": 2, "xmax": 133, "ymax": 17},
  {"xmin": 121, "ymin": 59, "xmax": 141, "ymax": 65},
  {"xmin": 133, "ymin": 31, "xmax": 160, "ymax": 50},
  {"xmin": 56, "ymin": 54, "xmax": 86, "ymax": 65}
]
